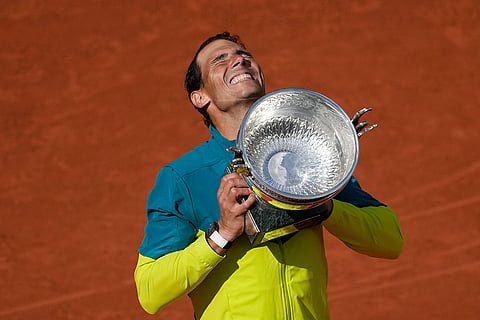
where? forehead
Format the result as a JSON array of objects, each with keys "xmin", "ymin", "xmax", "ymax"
[{"xmin": 196, "ymin": 39, "xmax": 245, "ymax": 66}]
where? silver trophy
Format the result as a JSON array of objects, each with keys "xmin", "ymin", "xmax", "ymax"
[{"xmin": 227, "ymin": 88, "xmax": 371, "ymax": 245}]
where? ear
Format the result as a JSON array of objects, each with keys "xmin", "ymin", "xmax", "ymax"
[{"xmin": 190, "ymin": 90, "xmax": 210, "ymax": 109}]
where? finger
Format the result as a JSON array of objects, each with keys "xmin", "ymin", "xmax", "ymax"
[
  {"xmin": 233, "ymin": 186, "xmax": 254, "ymax": 195},
  {"xmin": 222, "ymin": 175, "xmax": 250, "ymax": 191},
  {"xmin": 223, "ymin": 172, "xmax": 242, "ymax": 180},
  {"xmin": 229, "ymin": 186, "xmax": 254, "ymax": 203},
  {"xmin": 218, "ymin": 182, "xmax": 253, "ymax": 205},
  {"xmin": 240, "ymin": 192, "xmax": 256, "ymax": 207},
  {"xmin": 221, "ymin": 172, "xmax": 248, "ymax": 186},
  {"xmin": 218, "ymin": 173, "xmax": 244, "ymax": 194},
  {"xmin": 229, "ymin": 192, "xmax": 255, "ymax": 215}
]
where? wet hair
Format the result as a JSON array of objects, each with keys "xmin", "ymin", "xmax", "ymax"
[{"xmin": 185, "ymin": 32, "xmax": 245, "ymax": 127}]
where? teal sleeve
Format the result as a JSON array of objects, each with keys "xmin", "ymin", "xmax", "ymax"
[
  {"xmin": 139, "ymin": 166, "xmax": 198, "ymax": 259},
  {"xmin": 134, "ymin": 231, "xmax": 224, "ymax": 314},
  {"xmin": 335, "ymin": 176, "xmax": 385, "ymax": 207}
]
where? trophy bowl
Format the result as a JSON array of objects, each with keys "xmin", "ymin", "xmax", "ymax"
[{"xmin": 237, "ymin": 88, "xmax": 359, "ymax": 209}]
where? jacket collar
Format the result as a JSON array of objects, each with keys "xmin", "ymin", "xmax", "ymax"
[{"xmin": 209, "ymin": 125, "xmax": 236, "ymax": 151}]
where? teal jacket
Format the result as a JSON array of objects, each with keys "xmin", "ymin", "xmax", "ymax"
[{"xmin": 135, "ymin": 126, "xmax": 404, "ymax": 319}]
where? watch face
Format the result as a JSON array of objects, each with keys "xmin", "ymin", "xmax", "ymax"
[
  {"xmin": 206, "ymin": 222, "xmax": 218, "ymax": 238},
  {"xmin": 205, "ymin": 222, "xmax": 232, "ymax": 249}
]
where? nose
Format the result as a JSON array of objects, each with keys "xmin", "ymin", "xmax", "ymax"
[{"xmin": 232, "ymin": 54, "xmax": 251, "ymax": 68}]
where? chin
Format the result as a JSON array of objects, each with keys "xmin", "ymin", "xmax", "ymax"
[{"xmin": 239, "ymin": 87, "xmax": 265, "ymax": 100}]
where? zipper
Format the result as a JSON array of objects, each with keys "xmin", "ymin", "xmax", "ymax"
[{"xmin": 277, "ymin": 239, "xmax": 293, "ymax": 319}]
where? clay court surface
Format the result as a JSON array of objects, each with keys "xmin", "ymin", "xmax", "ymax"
[{"xmin": 1, "ymin": 1, "xmax": 479, "ymax": 319}]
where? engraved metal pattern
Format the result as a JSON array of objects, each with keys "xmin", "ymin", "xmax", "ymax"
[{"xmin": 238, "ymin": 88, "xmax": 359, "ymax": 204}]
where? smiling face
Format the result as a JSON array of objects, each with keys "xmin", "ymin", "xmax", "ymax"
[{"xmin": 192, "ymin": 39, "xmax": 265, "ymax": 113}]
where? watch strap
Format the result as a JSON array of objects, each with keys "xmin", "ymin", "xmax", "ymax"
[
  {"xmin": 209, "ymin": 230, "xmax": 231, "ymax": 249},
  {"xmin": 206, "ymin": 222, "xmax": 233, "ymax": 249}
]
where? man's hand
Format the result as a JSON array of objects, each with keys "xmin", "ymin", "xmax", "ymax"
[{"xmin": 216, "ymin": 172, "xmax": 256, "ymax": 242}]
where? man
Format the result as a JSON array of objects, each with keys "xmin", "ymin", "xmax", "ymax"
[{"xmin": 134, "ymin": 32, "xmax": 404, "ymax": 319}]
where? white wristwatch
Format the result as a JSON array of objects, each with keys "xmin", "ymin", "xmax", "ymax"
[{"xmin": 206, "ymin": 222, "xmax": 233, "ymax": 249}]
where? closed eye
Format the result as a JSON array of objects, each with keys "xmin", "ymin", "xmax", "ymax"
[
  {"xmin": 211, "ymin": 50, "xmax": 253, "ymax": 66},
  {"xmin": 236, "ymin": 49, "xmax": 252, "ymax": 58},
  {"xmin": 211, "ymin": 53, "xmax": 228, "ymax": 66}
]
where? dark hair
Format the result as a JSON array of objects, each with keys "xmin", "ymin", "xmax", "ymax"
[{"xmin": 185, "ymin": 32, "xmax": 245, "ymax": 127}]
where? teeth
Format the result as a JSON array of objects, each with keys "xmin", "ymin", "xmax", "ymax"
[{"xmin": 231, "ymin": 73, "xmax": 253, "ymax": 84}]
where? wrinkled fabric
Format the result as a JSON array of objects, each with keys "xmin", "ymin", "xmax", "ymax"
[{"xmin": 135, "ymin": 125, "xmax": 404, "ymax": 319}]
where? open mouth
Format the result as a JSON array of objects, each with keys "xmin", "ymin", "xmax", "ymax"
[{"xmin": 230, "ymin": 73, "xmax": 254, "ymax": 85}]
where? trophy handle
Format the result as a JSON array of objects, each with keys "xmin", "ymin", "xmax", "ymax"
[
  {"xmin": 351, "ymin": 107, "xmax": 379, "ymax": 138},
  {"xmin": 226, "ymin": 147, "xmax": 251, "ymax": 176}
]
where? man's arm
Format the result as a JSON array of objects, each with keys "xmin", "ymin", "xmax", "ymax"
[
  {"xmin": 134, "ymin": 167, "xmax": 254, "ymax": 314},
  {"xmin": 134, "ymin": 231, "xmax": 224, "ymax": 314},
  {"xmin": 134, "ymin": 166, "xmax": 213, "ymax": 314},
  {"xmin": 323, "ymin": 177, "xmax": 404, "ymax": 259},
  {"xmin": 323, "ymin": 201, "xmax": 404, "ymax": 259}
]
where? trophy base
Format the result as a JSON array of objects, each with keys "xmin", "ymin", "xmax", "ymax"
[
  {"xmin": 224, "ymin": 156, "xmax": 332, "ymax": 246},
  {"xmin": 244, "ymin": 196, "xmax": 332, "ymax": 245}
]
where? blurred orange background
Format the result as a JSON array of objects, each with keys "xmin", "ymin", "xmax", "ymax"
[{"xmin": 1, "ymin": 1, "xmax": 479, "ymax": 319}]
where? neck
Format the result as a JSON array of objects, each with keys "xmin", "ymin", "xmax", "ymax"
[
  {"xmin": 213, "ymin": 110, "xmax": 247, "ymax": 140},
  {"xmin": 211, "ymin": 102, "xmax": 251, "ymax": 140}
]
